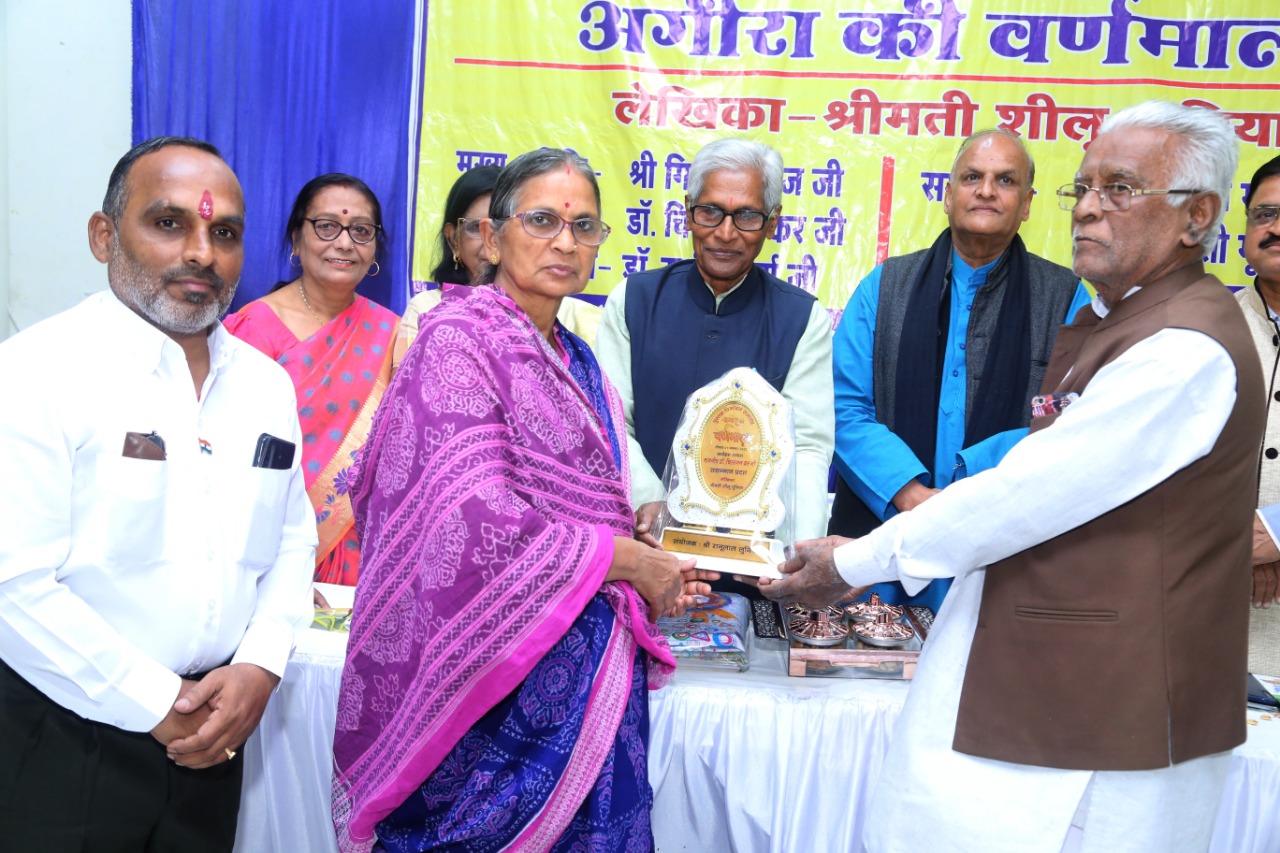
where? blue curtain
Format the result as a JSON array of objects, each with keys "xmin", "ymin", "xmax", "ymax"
[{"xmin": 132, "ymin": 0, "xmax": 419, "ymax": 313}]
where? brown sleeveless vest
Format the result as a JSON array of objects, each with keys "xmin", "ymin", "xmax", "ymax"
[{"xmin": 952, "ymin": 264, "xmax": 1265, "ymax": 771}]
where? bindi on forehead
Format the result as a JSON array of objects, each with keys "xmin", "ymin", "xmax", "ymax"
[
  {"xmin": 342, "ymin": 209, "xmax": 348, "ymax": 214},
  {"xmin": 198, "ymin": 190, "xmax": 213, "ymax": 220}
]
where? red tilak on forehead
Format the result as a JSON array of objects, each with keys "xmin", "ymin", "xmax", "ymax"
[
  {"xmin": 198, "ymin": 190, "xmax": 213, "ymax": 220},
  {"xmin": 342, "ymin": 209, "xmax": 348, "ymax": 214}
]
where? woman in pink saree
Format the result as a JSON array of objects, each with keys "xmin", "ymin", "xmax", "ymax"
[
  {"xmin": 225, "ymin": 174, "xmax": 398, "ymax": 586},
  {"xmin": 332, "ymin": 150, "xmax": 713, "ymax": 852}
]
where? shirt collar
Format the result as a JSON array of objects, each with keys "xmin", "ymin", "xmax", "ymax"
[
  {"xmin": 701, "ymin": 271, "xmax": 751, "ymax": 310},
  {"xmin": 1090, "ymin": 286, "xmax": 1142, "ymax": 319},
  {"xmin": 950, "ymin": 247, "xmax": 999, "ymax": 285},
  {"xmin": 100, "ymin": 289, "xmax": 230, "ymax": 375}
]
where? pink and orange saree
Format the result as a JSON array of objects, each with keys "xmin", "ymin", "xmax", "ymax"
[{"xmin": 224, "ymin": 294, "xmax": 398, "ymax": 584}]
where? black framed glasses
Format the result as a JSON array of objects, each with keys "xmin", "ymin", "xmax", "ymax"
[
  {"xmin": 1055, "ymin": 183, "xmax": 1202, "ymax": 212},
  {"xmin": 503, "ymin": 210, "xmax": 611, "ymax": 246},
  {"xmin": 688, "ymin": 204, "xmax": 777, "ymax": 232},
  {"xmin": 306, "ymin": 218, "xmax": 381, "ymax": 244},
  {"xmin": 1247, "ymin": 205, "xmax": 1280, "ymax": 228},
  {"xmin": 457, "ymin": 217, "xmax": 484, "ymax": 238}
]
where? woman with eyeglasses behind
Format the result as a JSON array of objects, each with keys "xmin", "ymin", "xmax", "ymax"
[
  {"xmin": 392, "ymin": 164, "xmax": 603, "ymax": 371},
  {"xmin": 224, "ymin": 173, "xmax": 399, "ymax": 588},
  {"xmin": 333, "ymin": 148, "xmax": 715, "ymax": 853}
]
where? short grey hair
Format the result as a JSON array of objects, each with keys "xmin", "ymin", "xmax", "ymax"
[
  {"xmin": 482, "ymin": 148, "xmax": 602, "ymax": 284},
  {"xmin": 103, "ymin": 136, "xmax": 224, "ymax": 225},
  {"xmin": 1096, "ymin": 100, "xmax": 1238, "ymax": 253},
  {"xmin": 950, "ymin": 128, "xmax": 1035, "ymax": 187},
  {"xmin": 488, "ymin": 147, "xmax": 600, "ymax": 221},
  {"xmin": 687, "ymin": 138, "xmax": 784, "ymax": 212}
]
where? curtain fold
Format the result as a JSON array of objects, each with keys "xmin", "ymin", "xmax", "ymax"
[{"xmin": 132, "ymin": 0, "xmax": 419, "ymax": 313}]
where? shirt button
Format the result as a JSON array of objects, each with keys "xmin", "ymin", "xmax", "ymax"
[
  {"xmin": 708, "ymin": 331, "xmax": 720, "ymax": 339},
  {"xmin": 959, "ymin": 343, "xmax": 966, "ymax": 350},
  {"xmin": 1274, "ymin": 391, "xmax": 1280, "ymax": 402},
  {"xmin": 1268, "ymin": 448, "xmax": 1279, "ymax": 460},
  {"xmin": 951, "ymin": 370, "xmax": 959, "ymax": 377},
  {"xmin": 966, "ymin": 304, "xmax": 972, "ymax": 310}
]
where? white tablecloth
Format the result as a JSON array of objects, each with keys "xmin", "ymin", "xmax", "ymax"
[{"xmin": 234, "ymin": 600, "xmax": 1280, "ymax": 852}]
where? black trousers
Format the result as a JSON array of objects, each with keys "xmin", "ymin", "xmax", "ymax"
[{"xmin": 0, "ymin": 660, "xmax": 243, "ymax": 853}]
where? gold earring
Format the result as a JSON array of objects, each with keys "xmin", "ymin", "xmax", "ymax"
[{"xmin": 490, "ymin": 254, "xmax": 499, "ymax": 264}]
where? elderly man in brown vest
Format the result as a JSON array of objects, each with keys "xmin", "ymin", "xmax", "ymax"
[{"xmin": 761, "ymin": 101, "xmax": 1261, "ymax": 852}]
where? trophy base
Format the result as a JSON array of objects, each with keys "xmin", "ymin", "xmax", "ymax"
[{"xmin": 660, "ymin": 526, "xmax": 785, "ymax": 579}]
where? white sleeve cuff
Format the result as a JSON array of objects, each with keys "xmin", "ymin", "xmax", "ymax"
[
  {"xmin": 96, "ymin": 663, "xmax": 182, "ymax": 733},
  {"xmin": 230, "ymin": 620, "xmax": 296, "ymax": 683},
  {"xmin": 1259, "ymin": 505, "xmax": 1280, "ymax": 548}
]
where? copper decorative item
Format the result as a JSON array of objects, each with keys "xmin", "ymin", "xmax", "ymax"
[
  {"xmin": 787, "ymin": 606, "xmax": 849, "ymax": 647},
  {"xmin": 844, "ymin": 592, "xmax": 904, "ymax": 624},
  {"xmin": 852, "ymin": 612, "xmax": 915, "ymax": 648}
]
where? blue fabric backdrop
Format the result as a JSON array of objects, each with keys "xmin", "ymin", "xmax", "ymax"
[{"xmin": 132, "ymin": 0, "xmax": 419, "ymax": 313}]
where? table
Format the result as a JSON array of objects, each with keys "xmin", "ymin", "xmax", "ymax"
[{"xmin": 234, "ymin": 594, "xmax": 1280, "ymax": 852}]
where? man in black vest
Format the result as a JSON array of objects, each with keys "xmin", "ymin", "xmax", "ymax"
[
  {"xmin": 827, "ymin": 128, "xmax": 1086, "ymax": 613},
  {"xmin": 595, "ymin": 139, "xmax": 834, "ymax": 559}
]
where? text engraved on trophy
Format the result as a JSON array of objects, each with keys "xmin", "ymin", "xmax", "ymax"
[{"xmin": 698, "ymin": 401, "xmax": 762, "ymax": 503}]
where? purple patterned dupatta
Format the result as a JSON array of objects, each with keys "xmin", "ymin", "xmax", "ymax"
[{"xmin": 333, "ymin": 286, "xmax": 674, "ymax": 852}]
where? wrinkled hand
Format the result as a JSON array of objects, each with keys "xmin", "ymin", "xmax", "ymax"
[
  {"xmin": 759, "ymin": 536, "xmax": 859, "ymax": 609},
  {"xmin": 629, "ymin": 544, "xmax": 697, "ymax": 621},
  {"xmin": 313, "ymin": 586, "xmax": 331, "ymax": 610},
  {"xmin": 892, "ymin": 480, "xmax": 941, "ymax": 513},
  {"xmin": 634, "ymin": 501, "xmax": 664, "ymax": 549},
  {"xmin": 1254, "ymin": 562, "xmax": 1280, "ymax": 609},
  {"xmin": 164, "ymin": 663, "xmax": 279, "ymax": 769},
  {"xmin": 1254, "ymin": 515, "xmax": 1280, "ymax": 566},
  {"xmin": 675, "ymin": 565, "xmax": 720, "ymax": 615}
]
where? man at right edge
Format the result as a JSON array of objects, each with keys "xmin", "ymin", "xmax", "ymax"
[{"xmin": 762, "ymin": 101, "xmax": 1260, "ymax": 852}]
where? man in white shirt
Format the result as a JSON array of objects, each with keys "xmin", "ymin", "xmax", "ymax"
[
  {"xmin": 761, "ymin": 102, "xmax": 1260, "ymax": 852},
  {"xmin": 594, "ymin": 138, "xmax": 834, "ymax": 560},
  {"xmin": 0, "ymin": 137, "xmax": 314, "ymax": 851}
]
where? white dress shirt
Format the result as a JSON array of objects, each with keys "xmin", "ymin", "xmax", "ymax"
[
  {"xmin": 595, "ymin": 277, "xmax": 835, "ymax": 541},
  {"xmin": 0, "ymin": 291, "xmax": 315, "ymax": 733},
  {"xmin": 832, "ymin": 294, "xmax": 1240, "ymax": 851}
]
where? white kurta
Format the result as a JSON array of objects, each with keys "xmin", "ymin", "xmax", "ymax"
[{"xmin": 833, "ymin": 296, "xmax": 1240, "ymax": 852}]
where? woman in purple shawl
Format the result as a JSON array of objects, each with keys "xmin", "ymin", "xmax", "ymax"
[{"xmin": 333, "ymin": 149, "xmax": 714, "ymax": 853}]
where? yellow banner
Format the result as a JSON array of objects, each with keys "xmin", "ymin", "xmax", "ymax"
[{"xmin": 414, "ymin": 0, "xmax": 1280, "ymax": 316}]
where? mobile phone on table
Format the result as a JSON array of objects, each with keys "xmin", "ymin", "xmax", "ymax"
[{"xmin": 1247, "ymin": 673, "xmax": 1279, "ymax": 711}]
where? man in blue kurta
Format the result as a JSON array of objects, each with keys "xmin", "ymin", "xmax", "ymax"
[
  {"xmin": 830, "ymin": 129, "xmax": 1090, "ymax": 612},
  {"xmin": 595, "ymin": 138, "xmax": 834, "ymax": 557}
]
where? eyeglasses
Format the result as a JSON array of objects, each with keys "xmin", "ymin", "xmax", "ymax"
[
  {"xmin": 1055, "ymin": 183, "xmax": 1202, "ymax": 212},
  {"xmin": 502, "ymin": 210, "xmax": 611, "ymax": 246},
  {"xmin": 457, "ymin": 217, "xmax": 484, "ymax": 238},
  {"xmin": 688, "ymin": 204, "xmax": 776, "ymax": 232},
  {"xmin": 1247, "ymin": 205, "xmax": 1280, "ymax": 228},
  {"xmin": 306, "ymin": 218, "xmax": 380, "ymax": 244}
]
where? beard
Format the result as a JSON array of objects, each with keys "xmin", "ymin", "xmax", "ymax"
[{"xmin": 108, "ymin": 235, "xmax": 238, "ymax": 336}]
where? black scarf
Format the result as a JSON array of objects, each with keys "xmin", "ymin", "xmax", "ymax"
[{"xmin": 829, "ymin": 230, "xmax": 1031, "ymax": 537}]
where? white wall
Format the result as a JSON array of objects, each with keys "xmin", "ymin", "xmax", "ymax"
[{"xmin": 2, "ymin": 1, "xmax": 131, "ymax": 341}]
